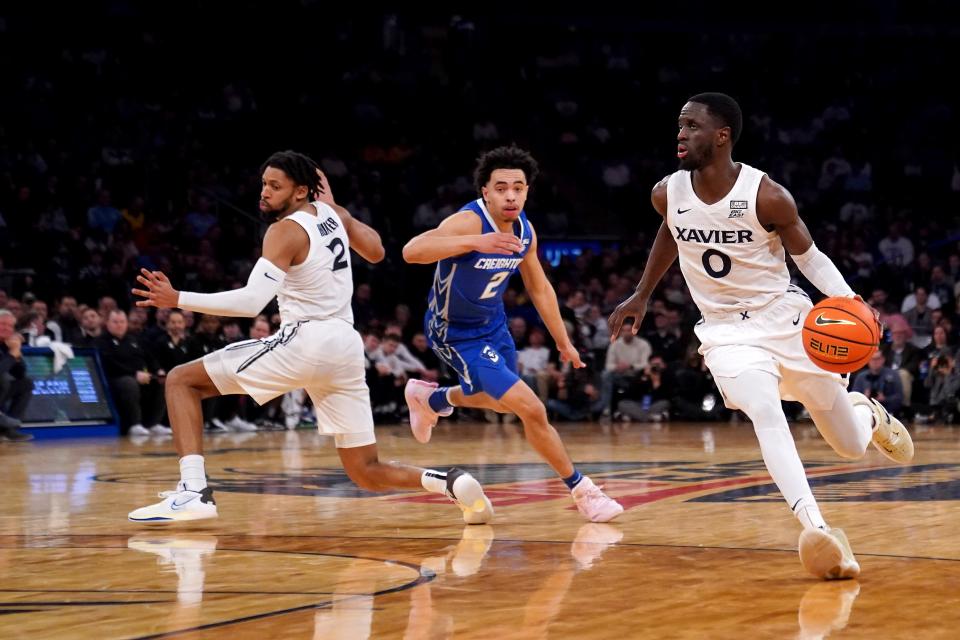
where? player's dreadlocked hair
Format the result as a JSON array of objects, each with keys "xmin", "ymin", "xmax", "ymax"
[
  {"xmin": 687, "ymin": 92, "xmax": 743, "ymax": 145},
  {"xmin": 473, "ymin": 145, "xmax": 539, "ymax": 194},
  {"xmin": 260, "ymin": 150, "xmax": 322, "ymax": 200}
]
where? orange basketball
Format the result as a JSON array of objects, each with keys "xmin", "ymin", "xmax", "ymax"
[{"xmin": 801, "ymin": 297, "xmax": 881, "ymax": 373}]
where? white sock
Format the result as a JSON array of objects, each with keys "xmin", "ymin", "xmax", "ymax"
[
  {"xmin": 421, "ymin": 469, "xmax": 448, "ymax": 495},
  {"xmin": 794, "ymin": 496, "xmax": 828, "ymax": 530},
  {"xmin": 179, "ymin": 454, "xmax": 207, "ymax": 491},
  {"xmin": 853, "ymin": 404, "xmax": 875, "ymax": 432}
]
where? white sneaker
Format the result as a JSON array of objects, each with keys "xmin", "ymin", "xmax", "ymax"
[
  {"xmin": 799, "ymin": 527, "xmax": 861, "ymax": 580},
  {"xmin": 405, "ymin": 379, "xmax": 452, "ymax": 443},
  {"xmin": 128, "ymin": 424, "xmax": 150, "ymax": 436},
  {"xmin": 445, "ymin": 468, "xmax": 494, "ymax": 524},
  {"xmin": 848, "ymin": 392, "xmax": 914, "ymax": 463},
  {"xmin": 128, "ymin": 484, "xmax": 218, "ymax": 523},
  {"xmin": 150, "ymin": 424, "xmax": 173, "ymax": 435},
  {"xmin": 571, "ymin": 523, "xmax": 624, "ymax": 570},
  {"xmin": 225, "ymin": 416, "xmax": 258, "ymax": 432},
  {"xmin": 571, "ymin": 476, "xmax": 623, "ymax": 523}
]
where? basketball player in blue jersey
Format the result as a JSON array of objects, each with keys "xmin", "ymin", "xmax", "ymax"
[
  {"xmin": 403, "ymin": 145, "xmax": 623, "ymax": 523},
  {"xmin": 608, "ymin": 93, "xmax": 914, "ymax": 578}
]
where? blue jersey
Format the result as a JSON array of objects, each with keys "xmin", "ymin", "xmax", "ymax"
[
  {"xmin": 425, "ymin": 199, "xmax": 533, "ymax": 343},
  {"xmin": 424, "ymin": 198, "xmax": 533, "ymax": 399}
]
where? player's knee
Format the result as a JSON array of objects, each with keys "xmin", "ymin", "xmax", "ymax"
[
  {"xmin": 830, "ymin": 431, "xmax": 870, "ymax": 459},
  {"xmin": 166, "ymin": 365, "xmax": 189, "ymax": 388},
  {"xmin": 515, "ymin": 398, "xmax": 548, "ymax": 427},
  {"xmin": 742, "ymin": 399, "xmax": 786, "ymax": 427}
]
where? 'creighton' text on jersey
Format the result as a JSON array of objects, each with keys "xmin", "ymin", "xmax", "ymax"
[
  {"xmin": 666, "ymin": 163, "xmax": 790, "ymax": 317},
  {"xmin": 426, "ymin": 199, "xmax": 532, "ymax": 342}
]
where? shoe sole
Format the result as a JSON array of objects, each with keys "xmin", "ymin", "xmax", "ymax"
[
  {"xmin": 799, "ymin": 529, "xmax": 860, "ymax": 580},
  {"xmin": 451, "ymin": 474, "xmax": 494, "ymax": 525},
  {"xmin": 587, "ymin": 503, "xmax": 624, "ymax": 523},
  {"xmin": 128, "ymin": 510, "xmax": 219, "ymax": 523},
  {"xmin": 405, "ymin": 379, "xmax": 437, "ymax": 443},
  {"xmin": 868, "ymin": 400, "xmax": 914, "ymax": 463},
  {"xmin": 849, "ymin": 392, "xmax": 915, "ymax": 463}
]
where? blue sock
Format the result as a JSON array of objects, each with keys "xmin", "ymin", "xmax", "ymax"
[
  {"xmin": 562, "ymin": 469, "xmax": 583, "ymax": 490},
  {"xmin": 428, "ymin": 387, "xmax": 453, "ymax": 413}
]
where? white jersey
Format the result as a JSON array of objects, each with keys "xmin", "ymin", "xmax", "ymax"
[
  {"xmin": 666, "ymin": 163, "xmax": 789, "ymax": 317},
  {"xmin": 277, "ymin": 203, "xmax": 354, "ymax": 325}
]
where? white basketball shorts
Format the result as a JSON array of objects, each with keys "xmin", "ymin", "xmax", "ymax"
[
  {"xmin": 203, "ymin": 318, "xmax": 375, "ymax": 448},
  {"xmin": 695, "ymin": 287, "xmax": 846, "ymax": 411}
]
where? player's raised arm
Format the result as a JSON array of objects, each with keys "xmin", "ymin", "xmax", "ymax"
[
  {"xmin": 517, "ymin": 225, "xmax": 584, "ymax": 369},
  {"xmin": 402, "ymin": 210, "xmax": 522, "ymax": 264},
  {"xmin": 132, "ymin": 220, "xmax": 306, "ymax": 317},
  {"xmin": 608, "ymin": 177, "xmax": 679, "ymax": 340},
  {"xmin": 314, "ymin": 169, "xmax": 385, "ymax": 263},
  {"xmin": 757, "ymin": 176, "xmax": 855, "ymax": 300}
]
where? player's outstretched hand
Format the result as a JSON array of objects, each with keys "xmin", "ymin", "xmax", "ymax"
[
  {"xmin": 558, "ymin": 342, "xmax": 585, "ymax": 369},
  {"xmin": 475, "ymin": 233, "xmax": 523, "ymax": 256},
  {"xmin": 132, "ymin": 268, "xmax": 180, "ymax": 309},
  {"xmin": 314, "ymin": 168, "xmax": 335, "ymax": 206},
  {"xmin": 608, "ymin": 292, "xmax": 647, "ymax": 342}
]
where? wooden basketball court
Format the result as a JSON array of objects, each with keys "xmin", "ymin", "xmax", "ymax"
[{"xmin": 2, "ymin": 420, "xmax": 959, "ymax": 639}]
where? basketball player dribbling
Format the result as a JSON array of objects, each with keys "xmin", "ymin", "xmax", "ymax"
[
  {"xmin": 128, "ymin": 150, "xmax": 492, "ymax": 524},
  {"xmin": 608, "ymin": 94, "xmax": 914, "ymax": 579},
  {"xmin": 402, "ymin": 145, "xmax": 623, "ymax": 522}
]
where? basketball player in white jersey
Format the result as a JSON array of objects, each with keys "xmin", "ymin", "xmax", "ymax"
[
  {"xmin": 608, "ymin": 94, "xmax": 914, "ymax": 579},
  {"xmin": 128, "ymin": 150, "xmax": 492, "ymax": 524}
]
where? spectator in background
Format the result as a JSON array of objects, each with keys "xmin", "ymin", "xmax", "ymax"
[
  {"xmin": 75, "ymin": 308, "xmax": 104, "ymax": 347},
  {"xmin": 929, "ymin": 265, "xmax": 954, "ymax": 309},
  {"xmin": 902, "ymin": 287, "xmax": 936, "ymax": 348},
  {"xmin": 645, "ymin": 310, "xmax": 683, "ymax": 364},
  {"xmin": 671, "ymin": 347, "xmax": 725, "ymax": 421},
  {"xmin": 408, "ymin": 332, "xmax": 443, "ymax": 383},
  {"xmin": 46, "ymin": 295, "xmax": 79, "ymax": 343},
  {"xmin": 509, "ymin": 317, "xmax": 529, "ymax": 350},
  {"xmin": 878, "ymin": 222, "xmax": 915, "ymax": 268},
  {"xmin": 0, "ymin": 309, "xmax": 34, "ymax": 441},
  {"xmin": 96, "ymin": 309, "xmax": 167, "ymax": 437},
  {"xmin": 127, "ymin": 306, "xmax": 149, "ymax": 337},
  {"xmin": 518, "ymin": 327, "xmax": 552, "ymax": 400},
  {"xmin": 184, "ymin": 195, "xmax": 218, "ymax": 238},
  {"xmin": 598, "ymin": 319, "xmax": 651, "ymax": 417},
  {"xmin": 923, "ymin": 353, "xmax": 960, "ymax": 423},
  {"xmin": 616, "ymin": 354, "xmax": 673, "ymax": 422},
  {"xmin": 352, "ymin": 283, "xmax": 375, "ymax": 331},
  {"xmin": 852, "ymin": 351, "xmax": 904, "ymax": 416},
  {"xmin": 881, "ymin": 326, "xmax": 923, "ymax": 409},
  {"xmin": 87, "ymin": 189, "xmax": 122, "ymax": 235},
  {"xmin": 17, "ymin": 310, "xmax": 54, "ymax": 346}
]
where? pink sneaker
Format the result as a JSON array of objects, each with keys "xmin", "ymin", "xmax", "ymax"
[
  {"xmin": 404, "ymin": 379, "xmax": 452, "ymax": 443},
  {"xmin": 571, "ymin": 476, "xmax": 623, "ymax": 523}
]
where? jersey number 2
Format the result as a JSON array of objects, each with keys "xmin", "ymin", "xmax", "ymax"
[
  {"xmin": 479, "ymin": 271, "xmax": 509, "ymax": 299},
  {"xmin": 327, "ymin": 238, "xmax": 348, "ymax": 271}
]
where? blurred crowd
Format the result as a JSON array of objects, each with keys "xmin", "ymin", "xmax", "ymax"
[{"xmin": 1, "ymin": 8, "xmax": 959, "ymax": 438}]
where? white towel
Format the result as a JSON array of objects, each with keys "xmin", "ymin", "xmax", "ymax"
[{"xmin": 34, "ymin": 337, "xmax": 75, "ymax": 373}]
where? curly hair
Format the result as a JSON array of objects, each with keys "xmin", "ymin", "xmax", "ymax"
[
  {"xmin": 473, "ymin": 145, "xmax": 539, "ymax": 194},
  {"xmin": 259, "ymin": 150, "xmax": 322, "ymax": 200}
]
